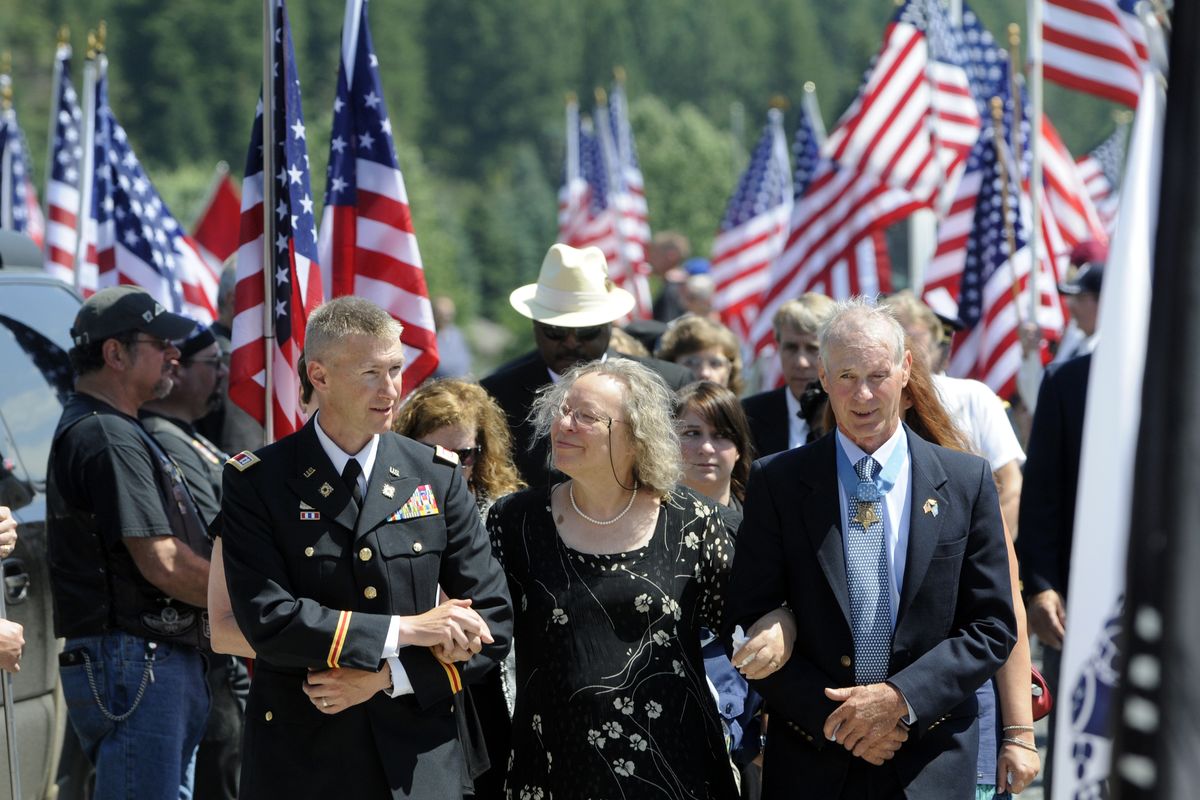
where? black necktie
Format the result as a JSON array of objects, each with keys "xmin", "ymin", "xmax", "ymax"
[{"xmin": 341, "ymin": 458, "xmax": 364, "ymax": 509}]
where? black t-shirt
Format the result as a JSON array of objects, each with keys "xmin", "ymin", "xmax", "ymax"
[{"xmin": 47, "ymin": 393, "xmax": 177, "ymax": 637}]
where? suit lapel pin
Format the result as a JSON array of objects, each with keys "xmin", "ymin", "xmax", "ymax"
[
  {"xmin": 923, "ymin": 498, "xmax": 939, "ymax": 517},
  {"xmin": 319, "ymin": 482, "xmax": 334, "ymax": 498},
  {"xmin": 388, "ymin": 466, "xmax": 400, "ymax": 478},
  {"xmin": 303, "ymin": 467, "xmax": 316, "ymax": 478},
  {"xmin": 382, "ymin": 483, "xmax": 396, "ymax": 499}
]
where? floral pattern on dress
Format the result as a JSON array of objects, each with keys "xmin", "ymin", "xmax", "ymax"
[{"xmin": 486, "ymin": 486, "xmax": 738, "ymax": 800}]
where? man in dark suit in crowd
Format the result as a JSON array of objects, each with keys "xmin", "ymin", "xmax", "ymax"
[
  {"xmin": 481, "ymin": 243, "xmax": 693, "ymax": 487},
  {"xmin": 741, "ymin": 292, "xmax": 835, "ymax": 458},
  {"xmin": 727, "ymin": 298, "xmax": 1016, "ymax": 799},
  {"xmin": 221, "ymin": 296, "xmax": 512, "ymax": 800},
  {"xmin": 1015, "ymin": 352, "xmax": 1091, "ymax": 794}
]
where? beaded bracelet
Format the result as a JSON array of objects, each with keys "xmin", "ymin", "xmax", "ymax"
[
  {"xmin": 1003, "ymin": 724, "xmax": 1036, "ymax": 732},
  {"xmin": 1000, "ymin": 737, "xmax": 1040, "ymax": 753}
]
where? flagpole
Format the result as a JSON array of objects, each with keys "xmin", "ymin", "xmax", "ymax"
[
  {"xmin": 72, "ymin": 31, "xmax": 98, "ymax": 292},
  {"xmin": 44, "ymin": 29, "xmax": 69, "ymax": 234},
  {"xmin": 261, "ymin": 0, "xmax": 276, "ymax": 444},
  {"xmin": 991, "ymin": 96, "xmax": 1025, "ymax": 327},
  {"xmin": 1027, "ymin": 0, "xmax": 1044, "ymax": 320},
  {"xmin": 1008, "ymin": 24, "xmax": 1033, "ymax": 321},
  {"xmin": 1, "ymin": 75, "xmax": 13, "ymax": 231},
  {"xmin": 801, "ymin": 82, "xmax": 827, "ymax": 145}
]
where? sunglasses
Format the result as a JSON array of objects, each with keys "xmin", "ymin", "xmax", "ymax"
[
  {"xmin": 454, "ymin": 445, "xmax": 482, "ymax": 466},
  {"xmin": 535, "ymin": 322, "xmax": 608, "ymax": 342}
]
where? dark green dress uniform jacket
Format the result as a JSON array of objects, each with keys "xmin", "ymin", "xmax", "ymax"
[{"xmin": 221, "ymin": 422, "xmax": 513, "ymax": 800}]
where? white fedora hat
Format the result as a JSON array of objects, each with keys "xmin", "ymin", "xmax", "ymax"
[{"xmin": 509, "ymin": 244, "xmax": 636, "ymax": 327}]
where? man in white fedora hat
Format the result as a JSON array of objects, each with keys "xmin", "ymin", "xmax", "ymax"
[{"xmin": 482, "ymin": 243, "xmax": 693, "ymax": 487}]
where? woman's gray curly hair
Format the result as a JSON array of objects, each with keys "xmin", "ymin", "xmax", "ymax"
[{"xmin": 529, "ymin": 359, "xmax": 682, "ymax": 498}]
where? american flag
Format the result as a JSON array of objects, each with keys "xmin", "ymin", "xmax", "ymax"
[
  {"xmin": 76, "ymin": 55, "xmax": 217, "ymax": 323},
  {"xmin": 710, "ymin": 107, "xmax": 792, "ymax": 343},
  {"xmin": 230, "ymin": 0, "xmax": 323, "ymax": 440},
  {"xmin": 596, "ymin": 82, "xmax": 652, "ymax": 317},
  {"xmin": 191, "ymin": 165, "xmax": 241, "ymax": 270},
  {"xmin": 1043, "ymin": 0, "xmax": 1150, "ymax": 109},
  {"xmin": 557, "ymin": 99, "xmax": 622, "ymax": 276},
  {"xmin": 318, "ymin": 0, "xmax": 438, "ymax": 394},
  {"xmin": 941, "ymin": 81, "xmax": 1063, "ymax": 398},
  {"xmin": 1041, "ymin": 115, "xmax": 1108, "ymax": 257},
  {"xmin": 748, "ymin": 0, "xmax": 970, "ymax": 356},
  {"xmin": 0, "ymin": 80, "xmax": 45, "ymax": 249},
  {"xmin": 926, "ymin": 6, "xmax": 1064, "ymax": 324},
  {"xmin": 1076, "ymin": 122, "xmax": 1127, "ymax": 237},
  {"xmin": 44, "ymin": 43, "xmax": 85, "ymax": 289}
]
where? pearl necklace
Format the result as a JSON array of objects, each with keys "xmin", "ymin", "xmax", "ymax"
[{"xmin": 569, "ymin": 482, "xmax": 638, "ymax": 526}]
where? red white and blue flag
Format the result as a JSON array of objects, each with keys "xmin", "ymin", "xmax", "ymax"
[
  {"xmin": 230, "ymin": 0, "xmax": 323, "ymax": 439},
  {"xmin": 191, "ymin": 165, "xmax": 242, "ymax": 271},
  {"xmin": 75, "ymin": 55, "xmax": 217, "ymax": 323},
  {"xmin": 44, "ymin": 43, "xmax": 85, "ymax": 288},
  {"xmin": 0, "ymin": 78, "xmax": 45, "ymax": 251},
  {"xmin": 1043, "ymin": 0, "xmax": 1151, "ymax": 109},
  {"xmin": 748, "ymin": 0, "xmax": 971, "ymax": 356},
  {"xmin": 711, "ymin": 107, "xmax": 792, "ymax": 343},
  {"xmin": 318, "ymin": 0, "xmax": 438, "ymax": 393},
  {"xmin": 1076, "ymin": 122, "xmax": 1127, "ymax": 237},
  {"xmin": 557, "ymin": 100, "xmax": 624, "ymax": 277}
]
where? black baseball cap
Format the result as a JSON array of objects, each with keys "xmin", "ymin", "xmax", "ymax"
[
  {"xmin": 70, "ymin": 286, "xmax": 197, "ymax": 347},
  {"xmin": 1059, "ymin": 263, "xmax": 1103, "ymax": 296}
]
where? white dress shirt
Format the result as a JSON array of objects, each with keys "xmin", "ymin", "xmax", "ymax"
[
  {"xmin": 785, "ymin": 388, "xmax": 811, "ymax": 450},
  {"xmin": 313, "ymin": 413, "xmax": 413, "ymax": 697}
]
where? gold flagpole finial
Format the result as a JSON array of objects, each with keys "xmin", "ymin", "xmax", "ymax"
[
  {"xmin": 594, "ymin": 87, "xmax": 607, "ymax": 106},
  {"xmin": 803, "ymin": 81, "xmax": 817, "ymax": 95},
  {"xmin": 613, "ymin": 66, "xmax": 626, "ymax": 84},
  {"xmin": 565, "ymin": 91, "xmax": 577, "ymax": 105},
  {"xmin": 768, "ymin": 94, "xmax": 790, "ymax": 111},
  {"xmin": 1008, "ymin": 23, "xmax": 1021, "ymax": 49},
  {"xmin": 96, "ymin": 20, "xmax": 107, "ymax": 53},
  {"xmin": 86, "ymin": 30, "xmax": 97, "ymax": 59},
  {"xmin": 57, "ymin": 26, "xmax": 71, "ymax": 47},
  {"xmin": 0, "ymin": 51, "xmax": 11, "ymax": 77}
]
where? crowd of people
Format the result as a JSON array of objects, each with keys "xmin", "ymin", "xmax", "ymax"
[{"xmin": 9, "ymin": 230, "xmax": 1108, "ymax": 799}]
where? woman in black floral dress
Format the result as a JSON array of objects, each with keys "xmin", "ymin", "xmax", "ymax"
[{"xmin": 487, "ymin": 359, "xmax": 740, "ymax": 800}]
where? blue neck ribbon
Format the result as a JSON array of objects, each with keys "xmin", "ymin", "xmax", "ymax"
[{"xmin": 835, "ymin": 433, "xmax": 907, "ymax": 504}]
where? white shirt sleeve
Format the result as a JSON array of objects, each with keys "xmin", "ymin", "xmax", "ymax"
[{"xmin": 380, "ymin": 615, "xmax": 414, "ymax": 698}]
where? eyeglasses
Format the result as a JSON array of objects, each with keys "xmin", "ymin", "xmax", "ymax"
[
  {"xmin": 454, "ymin": 445, "xmax": 482, "ymax": 467},
  {"xmin": 536, "ymin": 323, "xmax": 608, "ymax": 343},
  {"xmin": 679, "ymin": 354, "xmax": 731, "ymax": 372},
  {"xmin": 129, "ymin": 336, "xmax": 175, "ymax": 352},
  {"xmin": 557, "ymin": 403, "xmax": 622, "ymax": 430}
]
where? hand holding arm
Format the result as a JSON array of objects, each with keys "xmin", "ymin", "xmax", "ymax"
[
  {"xmin": 0, "ymin": 505, "xmax": 16, "ymax": 558},
  {"xmin": 733, "ymin": 607, "xmax": 797, "ymax": 681},
  {"xmin": 303, "ymin": 665, "xmax": 391, "ymax": 714}
]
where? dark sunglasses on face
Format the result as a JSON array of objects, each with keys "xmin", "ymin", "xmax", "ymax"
[
  {"xmin": 455, "ymin": 445, "xmax": 482, "ymax": 466},
  {"xmin": 536, "ymin": 322, "xmax": 608, "ymax": 342}
]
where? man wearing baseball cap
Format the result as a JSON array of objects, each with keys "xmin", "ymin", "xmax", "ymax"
[
  {"xmin": 482, "ymin": 244, "xmax": 693, "ymax": 488},
  {"xmin": 48, "ymin": 287, "xmax": 214, "ymax": 798}
]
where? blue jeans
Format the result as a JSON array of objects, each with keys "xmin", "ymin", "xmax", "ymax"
[{"xmin": 60, "ymin": 632, "xmax": 210, "ymax": 800}]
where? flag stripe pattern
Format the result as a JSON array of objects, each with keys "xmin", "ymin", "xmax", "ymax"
[
  {"xmin": 1041, "ymin": 115, "xmax": 1108, "ymax": 256},
  {"xmin": 1043, "ymin": 0, "xmax": 1150, "ymax": 108},
  {"xmin": 710, "ymin": 107, "xmax": 792, "ymax": 342},
  {"xmin": 318, "ymin": 0, "xmax": 438, "ymax": 393},
  {"xmin": 45, "ymin": 44, "xmax": 85, "ymax": 288},
  {"xmin": 1076, "ymin": 123, "xmax": 1127, "ymax": 237},
  {"xmin": 0, "ymin": 86, "xmax": 45, "ymax": 249},
  {"xmin": 77, "ymin": 56, "xmax": 217, "ymax": 323},
  {"xmin": 557, "ymin": 102, "xmax": 625, "ymax": 280},
  {"xmin": 191, "ymin": 169, "xmax": 242, "ymax": 271},
  {"xmin": 749, "ymin": 0, "xmax": 971, "ymax": 357},
  {"xmin": 603, "ymin": 84, "xmax": 653, "ymax": 317},
  {"xmin": 230, "ymin": 0, "xmax": 323, "ymax": 439}
]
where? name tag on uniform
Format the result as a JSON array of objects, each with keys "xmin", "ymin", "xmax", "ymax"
[{"xmin": 387, "ymin": 484, "xmax": 440, "ymax": 521}]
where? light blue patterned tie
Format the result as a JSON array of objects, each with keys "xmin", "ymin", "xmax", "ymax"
[{"xmin": 846, "ymin": 455, "xmax": 892, "ymax": 684}]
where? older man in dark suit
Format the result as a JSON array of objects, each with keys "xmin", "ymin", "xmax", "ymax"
[
  {"xmin": 727, "ymin": 298, "xmax": 1015, "ymax": 799},
  {"xmin": 221, "ymin": 297, "xmax": 512, "ymax": 800},
  {"xmin": 481, "ymin": 244, "xmax": 693, "ymax": 487}
]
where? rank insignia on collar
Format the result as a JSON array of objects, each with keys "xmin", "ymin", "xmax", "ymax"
[
  {"xmin": 923, "ymin": 498, "xmax": 939, "ymax": 517},
  {"xmin": 303, "ymin": 467, "xmax": 316, "ymax": 478},
  {"xmin": 319, "ymin": 482, "xmax": 334, "ymax": 498},
  {"xmin": 388, "ymin": 466, "xmax": 400, "ymax": 477},
  {"xmin": 382, "ymin": 483, "xmax": 396, "ymax": 499},
  {"xmin": 226, "ymin": 450, "xmax": 260, "ymax": 471}
]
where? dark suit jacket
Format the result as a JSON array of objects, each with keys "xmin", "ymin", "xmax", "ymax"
[
  {"xmin": 480, "ymin": 349, "xmax": 694, "ymax": 487},
  {"xmin": 221, "ymin": 423, "xmax": 513, "ymax": 800},
  {"xmin": 1017, "ymin": 353, "xmax": 1091, "ymax": 598},
  {"xmin": 725, "ymin": 427, "xmax": 1015, "ymax": 800},
  {"xmin": 741, "ymin": 387, "xmax": 791, "ymax": 459}
]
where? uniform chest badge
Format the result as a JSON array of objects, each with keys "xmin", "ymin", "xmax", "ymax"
[
  {"xmin": 300, "ymin": 511, "xmax": 321, "ymax": 521},
  {"xmin": 319, "ymin": 482, "xmax": 334, "ymax": 498},
  {"xmin": 382, "ymin": 483, "xmax": 396, "ymax": 499},
  {"xmin": 387, "ymin": 484, "xmax": 440, "ymax": 521}
]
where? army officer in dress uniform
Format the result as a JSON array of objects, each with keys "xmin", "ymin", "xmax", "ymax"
[{"xmin": 221, "ymin": 296, "xmax": 513, "ymax": 800}]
